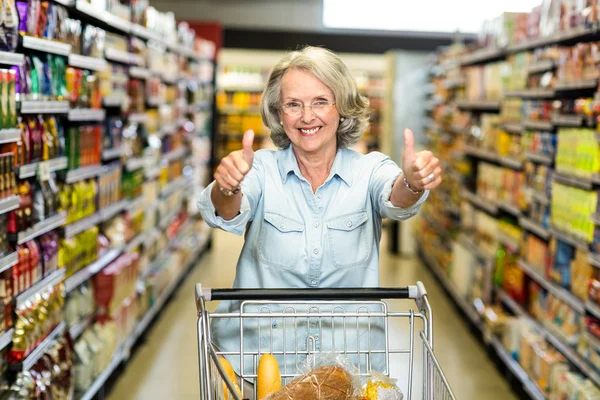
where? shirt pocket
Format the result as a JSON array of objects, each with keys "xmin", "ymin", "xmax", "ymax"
[
  {"xmin": 326, "ymin": 210, "xmax": 371, "ymax": 268},
  {"xmin": 258, "ymin": 212, "xmax": 305, "ymax": 269}
]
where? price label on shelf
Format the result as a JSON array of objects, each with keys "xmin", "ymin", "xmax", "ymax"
[{"xmin": 38, "ymin": 162, "xmax": 50, "ymax": 182}]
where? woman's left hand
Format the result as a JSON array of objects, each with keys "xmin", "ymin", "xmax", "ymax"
[{"xmin": 402, "ymin": 128, "xmax": 442, "ymax": 191}]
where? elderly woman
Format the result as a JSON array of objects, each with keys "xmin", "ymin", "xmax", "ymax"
[{"xmin": 198, "ymin": 46, "xmax": 441, "ymax": 395}]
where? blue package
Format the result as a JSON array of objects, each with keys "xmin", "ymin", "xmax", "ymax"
[{"xmin": 552, "ymin": 240, "xmax": 575, "ymax": 289}]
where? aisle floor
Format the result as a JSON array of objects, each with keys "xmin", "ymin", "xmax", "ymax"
[{"xmin": 108, "ymin": 229, "xmax": 517, "ymax": 400}]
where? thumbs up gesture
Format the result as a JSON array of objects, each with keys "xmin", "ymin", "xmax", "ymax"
[
  {"xmin": 215, "ymin": 130, "xmax": 255, "ymax": 196},
  {"xmin": 402, "ymin": 128, "xmax": 442, "ymax": 192}
]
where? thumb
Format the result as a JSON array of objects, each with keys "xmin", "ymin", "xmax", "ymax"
[
  {"xmin": 403, "ymin": 128, "xmax": 415, "ymax": 160},
  {"xmin": 242, "ymin": 130, "xmax": 255, "ymax": 163}
]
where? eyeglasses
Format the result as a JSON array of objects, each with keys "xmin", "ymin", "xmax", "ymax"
[{"xmin": 280, "ymin": 100, "xmax": 336, "ymax": 117}]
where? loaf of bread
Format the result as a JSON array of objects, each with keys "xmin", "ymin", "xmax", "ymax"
[
  {"xmin": 218, "ymin": 357, "xmax": 242, "ymax": 400},
  {"xmin": 257, "ymin": 354, "xmax": 282, "ymax": 399},
  {"xmin": 266, "ymin": 365, "xmax": 355, "ymax": 400}
]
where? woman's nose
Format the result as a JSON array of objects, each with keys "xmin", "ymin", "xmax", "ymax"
[{"xmin": 301, "ymin": 105, "xmax": 315, "ymax": 123}]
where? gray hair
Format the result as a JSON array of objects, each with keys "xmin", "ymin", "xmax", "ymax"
[{"xmin": 260, "ymin": 46, "xmax": 371, "ymax": 149}]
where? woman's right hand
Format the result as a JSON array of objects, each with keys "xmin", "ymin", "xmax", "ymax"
[{"xmin": 214, "ymin": 130, "xmax": 255, "ymax": 195}]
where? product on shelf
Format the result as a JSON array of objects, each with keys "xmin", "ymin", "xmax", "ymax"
[
  {"xmin": 74, "ymin": 321, "xmax": 117, "ymax": 394},
  {"xmin": 65, "ymin": 282, "xmax": 95, "ymax": 328},
  {"xmin": 59, "ymin": 227, "xmax": 98, "ymax": 278},
  {"xmin": 65, "ymin": 125, "xmax": 102, "ymax": 170},
  {"xmin": 66, "ymin": 67, "xmax": 102, "ymax": 108},
  {"xmin": 8, "ymin": 283, "xmax": 65, "ymax": 363},
  {"xmin": 59, "ymin": 179, "xmax": 97, "ymax": 225},
  {"xmin": 98, "ymin": 163, "xmax": 122, "ymax": 210}
]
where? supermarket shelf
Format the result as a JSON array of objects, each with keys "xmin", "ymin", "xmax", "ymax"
[
  {"xmin": 508, "ymin": 26, "xmax": 594, "ymax": 53},
  {"xmin": 69, "ymin": 315, "xmax": 95, "ymax": 340},
  {"xmin": 105, "ymin": 48, "xmax": 144, "ymax": 66},
  {"xmin": 519, "ymin": 217, "xmax": 551, "ymax": 240},
  {"xmin": 527, "ymin": 60, "xmax": 556, "ymax": 74},
  {"xmin": 551, "ymin": 113, "xmax": 594, "ymax": 127},
  {"xmin": 0, "ymin": 329, "xmax": 13, "ymax": 351},
  {"xmin": 147, "ymin": 96, "xmax": 165, "ymax": 107},
  {"xmin": 457, "ymin": 234, "xmax": 494, "ymax": 261},
  {"xmin": 68, "ymin": 54, "xmax": 107, "ymax": 72},
  {"xmin": 517, "ymin": 259, "xmax": 585, "ymax": 314},
  {"xmin": 464, "ymin": 145, "xmax": 498, "ymax": 163},
  {"xmin": 531, "ymin": 192, "xmax": 550, "ymax": 206},
  {"xmin": 145, "ymin": 166, "xmax": 160, "ymax": 180},
  {"xmin": 162, "ymin": 147, "xmax": 187, "ymax": 163},
  {"xmin": 218, "ymin": 105, "xmax": 261, "ymax": 115},
  {"xmin": 489, "ymin": 337, "xmax": 545, "ymax": 400},
  {"xmin": 102, "ymin": 146, "xmax": 123, "ymax": 161},
  {"xmin": 68, "ymin": 108, "xmax": 106, "ymax": 121},
  {"xmin": 555, "ymin": 79, "xmax": 598, "ymax": 91},
  {"xmin": 64, "ymin": 164, "xmax": 104, "ymax": 183},
  {"xmin": 63, "ymin": 213, "xmax": 101, "ymax": 239},
  {"xmin": 0, "ymin": 128, "xmax": 23, "ymax": 144},
  {"xmin": 65, "ymin": 248, "xmax": 122, "ymax": 293},
  {"xmin": 505, "ymin": 88, "xmax": 555, "ymax": 98},
  {"xmin": 442, "ymin": 77, "xmax": 465, "ymax": 89},
  {"xmin": 0, "ymin": 51, "xmax": 24, "ymax": 66},
  {"xmin": 498, "ymin": 288, "xmax": 600, "ymax": 387},
  {"xmin": 553, "ymin": 171, "xmax": 594, "ymax": 190},
  {"xmin": 462, "ymin": 190, "xmax": 498, "ymax": 215},
  {"xmin": 124, "ymin": 233, "xmax": 210, "ymax": 355},
  {"xmin": 102, "ymin": 95, "xmax": 125, "ymax": 108},
  {"xmin": 587, "ymin": 300, "xmax": 600, "ymax": 320},
  {"xmin": 502, "ymin": 123, "xmax": 523, "ymax": 134},
  {"xmin": 550, "ymin": 226, "xmax": 590, "ymax": 251},
  {"xmin": 524, "ymin": 151, "xmax": 554, "ymax": 165},
  {"xmin": 128, "ymin": 112, "xmax": 148, "ymax": 124},
  {"xmin": 419, "ymin": 244, "xmax": 482, "ymax": 328},
  {"xmin": 126, "ymin": 156, "xmax": 146, "ymax": 171},
  {"xmin": 160, "ymin": 175, "xmax": 188, "ymax": 198},
  {"xmin": 75, "ymin": 1, "xmax": 132, "ymax": 34},
  {"xmin": 99, "ymin": 200, "xmax": 129, "ymax": 222},
  {"xmin": 17, "ymin": 212, "xmax": 67, "ymax": 244},
  {"xmin": 497, "ymin": 232, "xmax": 520, "ymax": 251},
  {"xmin": 498, "ymin": 156, "xmax": 523, "ymax": 170},
  {"xmin": 129, "ymin": 66, "xmax": 152, "ymax": 79},
  {"xmin": 522, "ymin": 119, "xmax": 554, "ymax": 131},
  {"xmin": 590, "ymin": 253, "xmax": 600, "ymax": 268},
  {"xmin": 497, "ymin": 201, "xmax": 521, "ymax": 217},
  {"xmin": 159, "ymin": 207, "xmax": 182, "ymax": 230},
  {"xmin": 125, "ymin": 231, "xmax": 148, "ymax": 253},
  {"xmin": 16, "ymin": 269, "xmax": 66, "ymax": 309},
  {"xmin": 21, "ymin": 36, "xmax": 71, "ymax": 56},
  {"xmin": 0, "ymin": 195, "xmax": 19, "ymax": 216},
  {"xmin": 20, "ymin": 100, "xmax": 69, "ymax": 114},
  {"xmin": 456, "ymin": 100, "xmax": 501, "ymax": 111},
  {"xmin": 125, "ymin": 195, "xmax": 145, "ymax": 214},
  {"xmin": 0, "ymin": 251, "xmax": 18, "ymax": 274},
  {"xmin": 130, "ymin": 23, "xmax": 163, "ymax": 43},
  {"xmin": 460, "ymin": 48, "xmax": 505, "ymax": 66},
  {"xmin": 79, "ymin": 346, "xmax": 123, "ymax": 400},
  {"xmin": 10, "ymin": 322, "xmax": 66, "ymax": 372}
]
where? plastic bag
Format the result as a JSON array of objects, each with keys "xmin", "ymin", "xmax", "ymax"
[
  {"xmin": 360, "ymin": 371, "xmax": 404, "ymax": 400},
  {"xmin": 264, "ymin": 352, "xmax": 359, "ymax": 400}
]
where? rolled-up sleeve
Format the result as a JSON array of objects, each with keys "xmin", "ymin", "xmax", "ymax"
[
  {"xmin": 370, "ymin": 154, "xmax": 429, "ymax": 220},
  {"xmin": 197, "ymin": 155, "xmax": 263, "ymax": 236}
]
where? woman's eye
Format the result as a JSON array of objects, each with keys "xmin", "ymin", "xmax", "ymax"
[
  {"xmin": 313, "ymin": 101, "xmax": 328, "ymax": 107},
  {"xmin": 287, "ymin": 102, "xmax": 301, "ymax": 108}
]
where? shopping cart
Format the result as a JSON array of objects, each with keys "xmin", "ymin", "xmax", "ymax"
[{"xmin": 195, "ymin": 282, "xmax": 455, "ymax": 400}]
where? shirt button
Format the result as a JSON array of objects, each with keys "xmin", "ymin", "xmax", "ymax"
[
  {"xmin": 314, "ymin": 222, "xmax": 320, "ymax": 228},
  {"xmin": 313, "ymin": 248, "xmax": 319, "ymax": 255},
  {"xmin": 311, "ymin": 280, "xmax": 317, "ymax": 285},
  {"xmin": 280, "ymin": 223, "xmax": 285, "ymax": 229},
  {"xmin": 346, "ymin": 220, "xmax": 352, "ymax": 228},
  {"xmin": 317, "ymin": 193, "xmax": 322, "ymax": 199}
]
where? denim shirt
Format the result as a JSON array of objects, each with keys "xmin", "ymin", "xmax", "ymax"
[{"xmin": 197, "ymin": 146, "xmax": 428, "ymax": 376}]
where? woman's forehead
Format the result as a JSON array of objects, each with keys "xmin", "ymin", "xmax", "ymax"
[{"xmin": 280, "ymin": 69, "xmax": 333, "ymax": 98}]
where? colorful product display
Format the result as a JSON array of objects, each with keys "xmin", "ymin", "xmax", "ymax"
[
  {"xmin": 65, "ymin": 125, "xmax": 102, "ymax": 170},
  {"xmin": 59, "ymin": 227, "xmax": 98, "ymax": 278},
  {"xmin": 59, "ymin": 179, "xmax": 97, "ymax": 225}
]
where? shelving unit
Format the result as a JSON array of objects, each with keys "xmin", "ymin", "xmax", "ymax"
[
  {"xmin": 0, "ymin": 0, "xmax": 217, "ymax": 394},
  {"xmin": 423, "ymin": 24, "xmax": 600, "ymax": 397}
]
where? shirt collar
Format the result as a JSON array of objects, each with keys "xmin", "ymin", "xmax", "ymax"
[{"xmin": 278, "ymin": 146, "xmax": 353, "ymax": 186}]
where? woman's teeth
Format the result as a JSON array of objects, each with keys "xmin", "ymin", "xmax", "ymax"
[{"xmin": 300, "ymin": 127, "xmax": 320, "ymax": 135}]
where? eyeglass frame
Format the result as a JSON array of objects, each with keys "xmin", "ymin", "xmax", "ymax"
[{"xmin": 279, "ymin": 100, "xmax": 337, "ymax": 117}]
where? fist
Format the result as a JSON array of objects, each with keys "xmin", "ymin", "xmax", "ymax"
[
  {"xmin": 402, "ymin": 128, "xmax": 442, "ymax": 191},
  {"xmin": 214, "ymin": 130, "xmax": 255, "ymax": 194}
]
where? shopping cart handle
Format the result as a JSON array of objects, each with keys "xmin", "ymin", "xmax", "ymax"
[{"xmin": 197, "ymin": 284, "xmax": 428, "ymax": 301}]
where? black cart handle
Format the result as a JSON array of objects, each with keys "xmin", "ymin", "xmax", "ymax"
[{"xmin": 195, "ymin": 282, "xmax": 427, "ymax": 302}]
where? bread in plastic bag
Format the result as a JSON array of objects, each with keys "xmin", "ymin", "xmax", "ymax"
[
  {"xmin": 360, "ymin": 371, "xmax": 404, "ymax": 400},
  {"xmin": 264, "ymin": 352, "xmax": 359, "ymax": 400}
]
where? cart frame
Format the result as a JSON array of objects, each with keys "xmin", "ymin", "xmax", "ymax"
[{"xmin": 195, "ymin": 282, "xmax": 455, "ymax": 400}]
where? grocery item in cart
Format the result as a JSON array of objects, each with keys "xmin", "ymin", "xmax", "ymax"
[
  {"xmin": 219, "ymin": 356, "xmax": 242, "ymax": 400},
  {"xmin": 257, "ymin": 354, "xmax": 281, "ymax": 399},
  {"xmin": 265, "ymin": 365, "xmax": 354, "ymax": 400}
]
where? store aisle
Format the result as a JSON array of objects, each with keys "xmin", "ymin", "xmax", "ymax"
[{"xmin": 108, "ymin": 229, "xmax": 517, "ymax": 400}]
